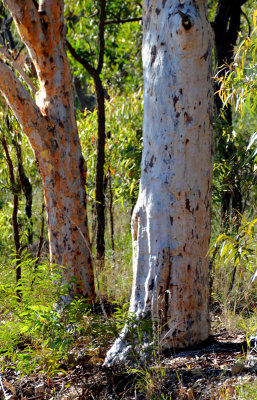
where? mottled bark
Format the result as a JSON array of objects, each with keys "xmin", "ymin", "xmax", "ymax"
[
  {"xmin": 105, "ymin": 0, "xmax": 213, "ymax": 365},
  {"xmin": 0, "ymin": 0, "xmax": 95, "ymax": 300}
]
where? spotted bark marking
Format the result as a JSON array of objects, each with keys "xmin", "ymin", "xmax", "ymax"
[{"xmin": 150, "ymin": 45, "xmax": 157, "ymax": 66}]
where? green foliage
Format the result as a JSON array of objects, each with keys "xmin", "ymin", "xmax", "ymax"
[
  {"xmin": 212, "ymin": 123, "xmax": 257, "ymax": 210},
  {"xmin": 0, "ymin": 111, "xmax": 44, "ymax": 263},
  {"xmin": 235, "ymin": 382, "xmax": 257, "ymax": 400},
  {"xmin": 211, "ymin": 215, "xmax": 257, "ymax": 270},
  {"xmin": 126, "ymin": 321, "xmax": 170, "ymax": 400},
  {"xmin": 79, "ymin": 89, "xmax": 143, "ymax": 208},
  {"xmin": 65, "ymin": 0, "xmax": 142, "ymax": 91},
  {"xmin": 131, "ymin": 360, "xmax": 169, "ymax": 400},
  {"xmin": 210, "ymin": 214, "xmax": 257, "ymax": 307},
  {"xmin": 210, "ymin": 7, "xmax": 257, "ymax": 315},
  {"xmin": 216, "ymin": 10, "xmax": 257, "ymax": 117},
  {"xmin": 0, "ymin": 254, "xmax": 118, "ymax": 375}
]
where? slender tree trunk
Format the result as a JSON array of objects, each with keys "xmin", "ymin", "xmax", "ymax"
[
  {"xmin": 108, "ymin": 169, "xmax": 115, "ymax": 259},
  {"xmin": 95, "ymin": 75, "xmax": 106, "ymax": 268},
  {"xmin": 105, "ymin": 0, "xmax": 213, "ymax": 365},
  {"xmin": 1, "ymin": 136, "xmax": 21, "ymax": 285},
  {"xmin": 0, "ymin": 0, "xmax": 95, "ymax": 300},
  {"xmin": 35, "ymin": 203, "xmax": 45, "ymax": 267},
  {"xmin": 12, "ymin": 133, "xmax": 33, "ymax": 244},
  {"xmin": 67, "ymin": 0, "xmax": 107, "ymax": 269}
]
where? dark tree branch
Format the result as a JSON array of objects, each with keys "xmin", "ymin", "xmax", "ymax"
[
  {"xmin": 14, "ymin": 44, "xmax": 25, "ymax": 61},
  {"xmin": 66, "ymin": 39, "xmax": 97, "ymax": 78},
  {"xmin": 66, "ymin": 2, "xmax": 107, "ymax": 267},
  {"xmin": 104, "ymin": 17, "xmax": 142, "ymax": 25},
  {"xmin": 97, "ymin": 0, "xmax": 106, "ymax": 74},
  {"xmin": 35, "ymin": 203, "xmax": 45, "ymax": 268},
  {"xmin": 241, "ymin": 10, "xmax": 251, "ymax": 37},
  {"xmin": 12, "ymin": 134, "xmax": 33, "ymax": 244},
  {"xmin": 1, "ymin": 135, "xmax": 21, "ymax": 285},
  {"xmin": 134, "ymin": 0, "xmax": 142, "ymax": 9}
]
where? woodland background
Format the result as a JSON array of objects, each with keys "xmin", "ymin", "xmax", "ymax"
[{"xmin": 0, "ymin": 0, "xmax": 257, "ymax": 399}]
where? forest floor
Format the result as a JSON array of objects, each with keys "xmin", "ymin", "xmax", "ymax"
[{"xmin": 1, "ymin": 313, "xmax": 257, "ymax": 400}]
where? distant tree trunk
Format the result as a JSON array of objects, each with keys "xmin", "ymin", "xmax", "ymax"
[
  {"xmin": 0, "ymin": 0, "xmax": 95, "ymax": 300},
  {"xmin": 213, "ymin": 0, "xmax": 247, "ymax": 230},
  {"xmin": 105, "ymin": 0, "xmax": 213, "ymax": 365},
  {"xmin": 1, "ymin": 136, "xmax": 21, "ymax": 285},
  {"xmin": 12, "ymin": 132, "xmax": 33, "ymax": 245},
  {"xmin": 95, "ymin": 73, "xmax": 106, "ymax": 268},
  {"xmin": 108, "ymin": 169, "xmax": 115, "ymax": 260},
  {"xmin": 66, "ymin": 0, "xmax": 107, "ymax": 269}
]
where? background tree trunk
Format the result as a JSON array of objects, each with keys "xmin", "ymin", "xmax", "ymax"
[
  {"xmin": 1, "ymin": 135, "xmax": 21, "ymax": 285},
  {"xmin": 213, "ymin": 0, "xmax": 248, "ymax": 231},
  {"xmin": 105, "ymin": 0, "xmax": 213, "ymax": 365},
  {"xmin": 66, "ymin": 0, "xmax": 107, "ymax": 269}
]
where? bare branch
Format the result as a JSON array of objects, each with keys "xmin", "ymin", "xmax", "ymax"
[
  {"xmin": 66, "ymin": 39, "xmax": 97, "ymax": 78},
  {"xmin": 97, "ymin": 0, "xmax": 106, "ymax": 74},
  {"xmin": 104, "ymin": 17, "xmax": 142, "ymax": 25},
  {"xmin": 241, "ymin": 10, "xmax": 251, "ymax": 37},
  {"xmin": 14, "ymin": 44, "xmax": 25, "ymax": 60},
  {"xmin": 0, "ymin": 47, "xmax": 37, "ymax": 94}
]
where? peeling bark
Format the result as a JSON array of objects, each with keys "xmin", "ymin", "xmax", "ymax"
[
  {"xmin": 0, "ymin": 0, "xmax": 95, "ymax": 300},
  {"xmin": 105, "ymin": 0, "xmax": 213, "ymax": 365}
]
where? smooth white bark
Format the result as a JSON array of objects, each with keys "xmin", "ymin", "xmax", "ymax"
[{"xmin": 105, "ymin": 0, "xmax": 213, "ymax": 365}]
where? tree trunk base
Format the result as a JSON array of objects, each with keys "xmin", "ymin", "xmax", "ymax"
[
  {"xmin": 104, "ymin": 325, "xmax": 154, "ymax": 367},
  {"xmin": 104, "ymin": 329, "xmax": 133, "ymax": 367},
  {"xmin": 104, "ymin": 324, "xmax": 212, "ymax": 367}
]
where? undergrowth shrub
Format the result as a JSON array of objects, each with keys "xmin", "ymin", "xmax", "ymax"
[
  {"xmin": 210, "ymin": 214, "xmax": 257, "ymax": 311},
  {"xmin": 0, "ymin": 252, "xmax": 121, "ymax": 376}
]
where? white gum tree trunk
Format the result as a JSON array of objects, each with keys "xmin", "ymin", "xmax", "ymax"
[
  {"xmin": 105, "ymin": 0, "xmax": 213, "ymax": 365},
  {"xmin": 0, "ymin": 0, "xmax": 95, "ymax": 300}
]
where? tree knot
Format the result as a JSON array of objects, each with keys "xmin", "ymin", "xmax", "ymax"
[{"xmin": 177, "ymin": 10, "xmax": 192, "ymax": 30}]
